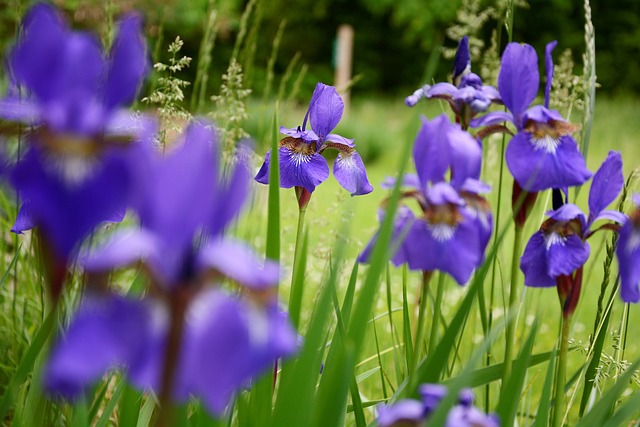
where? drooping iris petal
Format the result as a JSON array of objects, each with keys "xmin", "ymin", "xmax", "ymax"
[
  {"xmin": 588, "ymin": 150, "xmax": 623, "ymax": 219},
  {"xmin": 333, "ymin": 149, "xmax": 373, "ymax": 196},
  {"xmin": 498, "ymin": 42, "xmax": 539, "ymax": 126},
  {"xmin": 425, "ymin": 83, "xmax": 458, "ymax": 99},
  {"xmin": 325, "ymin": 133, "xmax": 355, "ymax": 147},
  {"xmin": 446, "ymin": 405, "xmax": 500, "ymax": 427},
  {"xmin": 377, "ymin": 399, "xmax": 425, "ymax": 427},
  {"xmin": 546, "ymin": 234, "xmax": 590, "ymax": 277},
  {"xmin": 10, "ymin": 145, "xmax": 134, "ymax": 259},
  {"xmin": 358, "ymin": 206, "xmax": 415, "ymax": 267},
  {"xmin": 616, "ymin": 219, "xmax": 640, "ymax": 303},
  {"xmin": 254, "ymin": 149, "xmax": 272, "ymax": 185},
  {"xmin": 419, "ymin": 383, "xmax": 448, "ymax": 414},
  {"xmin": 413, "ymin": 115, "xmax": 452, "ymax": 188},
  {"xmin": 11, "ymin": 201, "xmax": 36, "ymax": 234},
  {"xmin": 405, "ymin": 214, "xmax": 481, "ymax": 285},
  {"xmin": 544, "ymin": 41, "xmax": 558, "ymax": 108},
  {"xmin": 79, "ymin": 229, "xmax": 159, "ymax": 272},
  {"xmin": 309, "ymin": 83, "xmax": 344, "ymax": 139},
  {"xmin": 103, "ymin": 13, "xmax": 149, "ymax": 110},
  {"xmin": 185, "ymin": 291, "xmax": 297, "ymax": 415},
  {"xmin": 520, "ymin": 231, "xmax": 556, "ymax": 287},
  {"xmin": 380, "ymin": 173, "xmax": 421, "ymax": 190},
  {"xmin": 197, "ymin": 239, "xmax": 280, "ymax": 290},
  {"xmin": 44, "ymin": 295, "xmax": 150, "ymax": 398},
  {"xmin": 505, "ymin": 132, "xmax": 592, "ymax": 192},
  {"xmin": 277, "ymin": 145, "xmax": 329, "ymax": 193},
  {"xmin": 0, "ymin": 97, "xmax": 39, "ymax": 124},
  {"xmin": 470, "ymin": 111, "xmax": 514, "ymax": 128}
]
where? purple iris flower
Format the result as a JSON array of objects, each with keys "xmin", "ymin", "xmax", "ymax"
[
  {"xmin": 360, "ymin": 115, "xmax": 492, "ymax": 285},
  {"xmin": 405, "ymin": 37, "xmax": 501, "ymax": 122},
  {"xmin": 377, "ymin": 384, "xmax": 499, "ymax": 427},
  {"xmin": 615, "ymin": 195, "xmax": 640, "ymax": 303},
  {"xmin": 44, "ymin": 121, "xmax": 298, "ymax": 415},
  {"xmin": 471, "ymin": 41, "xmax": 591, "ymax": 192},
  {"xmin": 1, "ymin": 4, "xmax": 152, "ymax": 263},
  {"xmin": 255, "ymin": 82, "xmax": 372, "ymax": 196},
  {"xmin": 520, "ymin": 151, "xmax": 626, "ymax": 310}
]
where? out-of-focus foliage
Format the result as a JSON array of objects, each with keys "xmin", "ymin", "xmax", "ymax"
[{"xmin": 0, "ymin": 0, "xmax": 639, "ymax": 97}]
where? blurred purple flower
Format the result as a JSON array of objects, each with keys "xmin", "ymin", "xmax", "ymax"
[
  {"xmin": 520, "ymin": 151, "xmax": 625, "ymax": 310},
  {"xmin": 1, "ymin": 4, "xmax": 153, "ymax": 262},
  {"xmin": 377, "ymin": 384, "xmax": 499, "ymax": 427},
  {"xmin": 406, "ymin": 37, "xmax": 501, "ymax": 121},
  {"xmin": 471, "ymin": 41, "xmax": 591, "ymax": 192},
  {"xmin": 45, "ymin": 121, "xmax": 297, "ymax": 415},
  {"xmin": 616, "ymin": 195, "xmax": 640, "ymax": 303},
  {"xmin": 359, "ymin": 115, "xmax": 492, "ymax": 285},
  {"xmin": 45, "ymin": 289, "xmax": 297, "ymax": 415},
  {"xmin": 255, "ymin": 82, "xmax": 372, "ymax": 196}
]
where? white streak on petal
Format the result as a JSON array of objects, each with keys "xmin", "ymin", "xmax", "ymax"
[
  {"xmin": 626, "ymin": 230, "xmax": 640, "ymax": 254},
  {"xmin": 544, "ymin": 232, "xmax": 566, "ymax": 250},
  {"xmin": 427, "ymin": 222, "xmax": 456, "ymax": 242},
  {"xmin": 532, "ymin": 135, "xmax": 560, "ymax": 154}
]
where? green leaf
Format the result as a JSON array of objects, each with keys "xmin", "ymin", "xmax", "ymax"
[
  {"xmin": 119, "ymin": 383, "xmax": 142, "ymax": 427},
  {"xmin": 265, "ymin": 105, "xmax": 280, "ymax": 262},
  {"xmin": 95, "ymin": 377, "xmax": 127, "ymax": 427},
  {"xmin": 135, "ymin": 395, "xmax": 157, "ymax": 427},
  {"xmin": 270, "ymin": 234, "xmax": 334, "ymax": 427},
  {"xmin": 496, "ymin": 320, "xmax": 539, "ymax": 426},
  {"xmin": 531, "ymin": 348, "xmax": 557, "ymax": 427}
]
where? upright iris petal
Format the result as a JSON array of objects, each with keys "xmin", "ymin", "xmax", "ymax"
[{"xmin": 498, "ymin": 42, "xmax": 539, "ymax": 126}]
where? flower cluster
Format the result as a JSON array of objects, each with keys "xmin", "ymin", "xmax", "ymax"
[
  {"xmin": 405, "ymin": 36, "xmax": 501, "ymax": 128},
  {"xmin": 360, "ymin": 114, "xmax": 492, "ymax": 285},
  {"xmin": 377, "ymin": 384, "xmax": 499, "ymax": 427}
]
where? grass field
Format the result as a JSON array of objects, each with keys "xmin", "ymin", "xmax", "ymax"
[{"xmin": 1, "ymin": 93, "xmax": 639, "ymax": 425}]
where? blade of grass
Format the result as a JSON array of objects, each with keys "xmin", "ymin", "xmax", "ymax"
[
  {"xmin": 119, "ymin": 384, "xmax": 142, "ymax": 427},
  {"xmin": 136, "ymin": 395, "xmax": 157, "ymax": 427},
  {"xmin": 532, "ymin": 348, "xmax": 558, "ymax": 427},
  {"xmin": 270, "ymin": 232, "xmax": 333, "ymax": 427},
  {"xmin": 574, "ymin": 359, "xmax": 640, "ymax": 427},
  {"xmin": 95, "ymin": 377, "xmax": 126, "ymax": 427},
  {"xmin": 497, "ymin": 320, "xmax": 539, "ymax": 426}
]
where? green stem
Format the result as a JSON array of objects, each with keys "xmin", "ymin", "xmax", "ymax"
[
  {"xmin": 552, "ymin": 314, "xmax": 571, "ymax": 427},
  {"xmin": 288, "ymin": 205, "xmax": 307, "ymax": 329},
  {"xmin": 408, "ymin": 271, "xmax": 433, "ymax": 392},
  {"xmin": 427, "ymin": 272, "xmax": 446, "ymax": 355},
  {"xmin": 485, "ymin": 130, "xmax": 508, "ymax": 412},
  {"xmin": 503, "ymin": 223, "xmax": 523, "ymax": 384}
]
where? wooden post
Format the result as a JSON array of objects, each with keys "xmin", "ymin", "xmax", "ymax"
[{"xmin": 334, "ymin": 24, "xmax": 354, "ymax": 114}]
